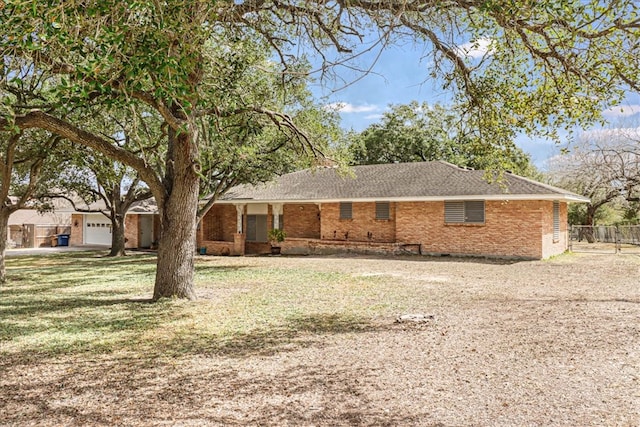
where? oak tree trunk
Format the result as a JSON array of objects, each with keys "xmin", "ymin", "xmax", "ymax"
[
  {"xmin": 108, "ymin": 212, "xmax": 127, "ymax": 257},
  {"xmin": 583, "ymin": 205, "xmax": 597, "ymax": 243},
  {"xmin": 0, "ymin": 207, "xmax": 10, "ymax": 284},
  {"xmin": 152, "ymin": 121, "xmax": 199, "ymax": 300}
]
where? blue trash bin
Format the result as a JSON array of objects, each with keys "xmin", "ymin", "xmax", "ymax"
[{"xmin": 57, "ymin": 234, "xmax": 70, "ymax": 246}]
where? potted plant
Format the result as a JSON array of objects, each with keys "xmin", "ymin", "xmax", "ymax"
[{"xmin": 267, "ymin": 228, "xmax": 286, "ymax": 255}]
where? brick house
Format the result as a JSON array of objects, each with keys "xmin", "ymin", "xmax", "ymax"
[{"xmin": 197, "ymin": 161, "xmax": 588, "ymax": 259}]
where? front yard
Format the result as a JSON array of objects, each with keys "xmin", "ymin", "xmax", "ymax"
[{"xmin": 1, "ymin": 251, "xmax": 638, "ymax": 426}]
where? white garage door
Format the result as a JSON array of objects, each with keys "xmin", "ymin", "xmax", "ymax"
[{"xmin": 84, "ymin": 214, "xmax": 112, "ymax": 246}]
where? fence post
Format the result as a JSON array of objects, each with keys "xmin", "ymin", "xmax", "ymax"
[
  {"xmin": 568, "ymin": 225, "xmax": 573, "ymax": 252},
  {"xmin": 615, "ymin": 225, "xmax": 620, "ymax": 254}
]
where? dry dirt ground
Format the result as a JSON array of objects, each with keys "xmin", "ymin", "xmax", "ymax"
[{"xmin": 2, "ymin": 252, "xmax": 639, "ymax": 426}]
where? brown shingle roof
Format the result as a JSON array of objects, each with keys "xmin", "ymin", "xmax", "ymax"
[{"xmin": 220, "ymin": 161, "xmax": 588, "ymax": 202}]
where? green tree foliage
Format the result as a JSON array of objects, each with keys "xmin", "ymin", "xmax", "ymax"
[
  {"xmin": 0, "ymin": 129, "xmax": 73, "ymax": 283},
  {"xmin": 0, "ymin": 58, "xmax": 75, "ymax": 283},
  {"xmin": 1, "ymin": 1, "xmax": 638, "ymax": 298},
  {"xmin": 348, "ymin": 101, "xmax": 537, "ymax": 176}
]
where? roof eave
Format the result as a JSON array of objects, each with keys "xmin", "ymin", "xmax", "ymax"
[{"xmin": 216, "ymin": 193, "xmax": 590, "ymax": 204}]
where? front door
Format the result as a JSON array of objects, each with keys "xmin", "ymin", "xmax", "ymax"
[
  {"xmin": 139, "ymin": 215, "xmax": 153, "ymax": 248},
  {"xmin": 246, "ymin": 215, "xmax": 268, "ymax": 242}
]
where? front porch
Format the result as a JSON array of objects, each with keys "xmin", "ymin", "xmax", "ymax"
[
  {"xmin": 197, "ymin": 201, "xmax": 410, "ymax": 256},
  {"xmin": 198, "ymin": 202, "xmax": 323, "ymax": 256}
]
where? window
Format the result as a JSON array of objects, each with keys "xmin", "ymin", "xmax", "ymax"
[
  {"xmin": 339, "ymin": 202, "xmax": 352, "ymax": 219},
  {"xmin": 553, "ymin": 201, "xmax": 560, "ymax": 242},
  {"xmin": 375, "ymin": 202, "xmax": 390, "ymax": 220},
  {"xmin": 445, "ymin": 201, "xmax": 485, "ymax": 224}
]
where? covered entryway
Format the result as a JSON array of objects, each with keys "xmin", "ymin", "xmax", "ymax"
[{"xmin": 83, "ymin": 214, "xmax": 112, "ymax": 246}]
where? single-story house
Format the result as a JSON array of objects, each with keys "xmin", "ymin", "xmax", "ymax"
[
  {"xmin": 197, "ymin": 161, "xmax": 589, "ymax": 259},
  {"xmin": 69, "ymin": 199, "xmax": 160, "ymax": 249}
]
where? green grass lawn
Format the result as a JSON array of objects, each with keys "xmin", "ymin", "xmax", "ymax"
[{"xmin": 1, "ymin": 251, "xmax": 416, "ymax": 363}]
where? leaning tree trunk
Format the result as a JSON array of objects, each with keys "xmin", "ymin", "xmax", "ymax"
[
  {"xmin": 152, "ymin": 123, "xmax": 199, "ymax": 301},
  {"xmin": 0, "ymin": 207, "xmax": 10, "ymax": 284},
  {"xmin": 108, "ymin": 212, "xmax": 127, "ymax": 257}
]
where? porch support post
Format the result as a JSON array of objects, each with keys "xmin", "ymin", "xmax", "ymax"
[
  {"xmin": 272, "ymin": 203, "xmax": 283, "ymax": 229},
  {"xmin": 235, "ymin": 204, "xmax": 245, "ymax": 234}
]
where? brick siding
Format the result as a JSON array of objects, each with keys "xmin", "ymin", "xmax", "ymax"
[
  {"xmin": 202, "ymin": 204, "xmax": 237, "ymax": 242},
  {"xmin": 283, "ymin": 204, "xmax": 320, "ymax": 238},
  {"xmin": 70, "ymin": 214, "xmax": 83, "ymax": 246},
  {"xmin": 395, "ymin": 200, "xmax": 561, "ymax": 259},
  {"xmin": 204, "ymin": 199, "xmax": 569, "ymax": 259},
  {"xmin": 319, "ymin": 202, "xmax": 396, "ymax": 243},
  {"xmin": 124, "ymin": 214, "xmax": 139, "ymax": 249},
  {"xmin": 541, "ymin": 201, "xmax": 568, "ymax": 259}
]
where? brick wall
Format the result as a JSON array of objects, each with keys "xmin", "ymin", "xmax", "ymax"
[
  {"xmin": 319, "ymin": 202, "xmax": 396, "ymax": 243},
  {"xmin": 124, "ymin": 215, "xmax": 139, "ymax": 249},
  {"xmin": 541, "ymin": 201, "xmax": 568, "ymax": 258},
  {"xmin": 207, "ymin": 199, "xmax": 568, "ymax": 259},
  {"xmin": 203, "ymin": 204, "xmax": 237, "ymax": 242},
  {"xmin": 70, "ymin": 214, "xmax": 83, "ymax": 246},
  {"xmin": 395, "ymin": 200, "xmax": 550, "ymax": 259},
  {"xmin": 283, "ymin": 204, "xmax": 320, "ymax": 238}
]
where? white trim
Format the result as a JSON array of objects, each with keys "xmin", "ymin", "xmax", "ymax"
[
  {"xmin": 216, "ymin": 193, "xmax": 589, "ymax": 205},
  {"xmin": 235, "ymin": 204, "xmax": 245, "ymax": 234},
  {"xmin": 247, "ymin": 203, "xmax": 268, "ymax": 215}
]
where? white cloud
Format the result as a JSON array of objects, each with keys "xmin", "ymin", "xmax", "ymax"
[
  {"xmin": 603, "ymin": 104, "xmax": 640, "ymax": 118},
  {"xmin": 364, "ymin": 113, "xmax": 384, "ymax": 120},
  {"xmin": 324, "ymin": 102, "xmax": 379, "ymax": 113},
  {"xmin": 454, "ymin": 38, "xmax": 494, "ymax": 59}
]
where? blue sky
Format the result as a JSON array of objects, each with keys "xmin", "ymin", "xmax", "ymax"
[{"xmin": 308, "ymin": 41, "xmax": 640, "ymax": 170}]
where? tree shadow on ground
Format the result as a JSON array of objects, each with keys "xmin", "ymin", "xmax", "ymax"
[
  {"xmin": 3, "ymin": 262, "xmax": 156, "ymax": 300},
  {"xmin": 0, "ymin": 295, "xmax": 178, "ymax": 364},
  {"xmin": 181, "ymin": 313, "xmax": 385, "ymax": 359},
  {"xmin": 0, "ymin": 342, "xmax": 445, "ymax": 426},
  {"xmin": 1, "ymin": 309, "xmax": 386, "ymax": 368}
]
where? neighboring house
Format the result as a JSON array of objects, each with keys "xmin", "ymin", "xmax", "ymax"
[
  {"xmin": 8, "ymin": 208, "xmax": 72, "ymax": 248},
  {"xmin": 69, "ymin": 199, "xmax": 160, "ymax": 249},
  {"xmin": 198, "ymin": 161, "xmax": 589, "ymax": 259}
]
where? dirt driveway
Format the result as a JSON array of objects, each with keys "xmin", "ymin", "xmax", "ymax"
[
  {"xmin": 195, "ymin": 253, "xmax": 640, "ymax": 426},
  {"xmin": 2, "ymin": 252, "xmax": 639, "ymax": 426}
]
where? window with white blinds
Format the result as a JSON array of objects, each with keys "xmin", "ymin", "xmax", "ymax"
[
  {"xmin": 339, "ymin": 202, "xmax": 352, "ymax": 219},
  {"xmin": 445, "ymin": 201, "xmax": 485, "ymax": 224},
  {"xmin": 375, "ymin": 202, "xmax": 390, "ymax": 220},
  {"xmin": 553, "ymin": 201, "xmax": 560, "ymax": 241}
]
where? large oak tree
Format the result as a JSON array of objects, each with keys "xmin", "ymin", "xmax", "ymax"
[
  {"xmin": 348, "ymin": 101, "xmax": 538, "ymax": 176},
  {"xmin": 1, "ymin": 1, "xmax": 638, "ymax": 299}
]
